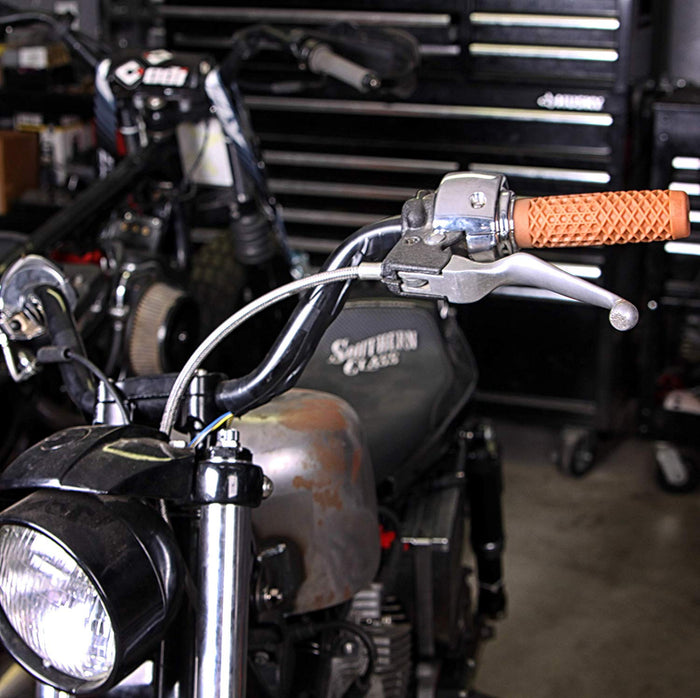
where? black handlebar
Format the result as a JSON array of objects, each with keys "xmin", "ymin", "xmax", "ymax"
[
  {"xmin": 214, "ymin": 216, "xmax": 402, "ymax": 416},
  {"xmin": 303, "ymin": 41, "xmax": 380, "ymax": 92},
  {"xmin": 33, "ymin": 216, "xmax": 403, "ymax": 427},
  {"xmin": 33, "ymin": 286, "xmax": 95, "ymax": 415}
]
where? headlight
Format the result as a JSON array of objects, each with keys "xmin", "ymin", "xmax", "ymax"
[
  {"xmin": 0, "ymin": 490, "xmax": 184, "ymax": 694},
  {"xmin": 0, "ymin": 525, "xmax": 116, "ymax": 681}
]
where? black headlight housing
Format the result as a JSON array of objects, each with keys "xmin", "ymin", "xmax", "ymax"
[{"xmin": 0, "ymin": 489, "xmax": 184, "ymax": 694}]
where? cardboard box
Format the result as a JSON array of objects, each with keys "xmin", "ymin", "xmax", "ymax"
[{"xmin": 0, "ymin": 130, "xmax": 39, "ymax": 215}]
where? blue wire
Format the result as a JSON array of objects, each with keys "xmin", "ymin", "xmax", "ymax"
[{"xmin": 188, "ymin": 411, "xmax": 233, "ymax": 448}]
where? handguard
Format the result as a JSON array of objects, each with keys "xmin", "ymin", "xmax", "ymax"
[{"xmin": 380, "ymin": 172, "xmax": 690, "ymax": 331}]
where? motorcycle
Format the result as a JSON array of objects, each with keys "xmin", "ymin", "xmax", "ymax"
[
  {"xmin": 0, "ymin": 171, "xmax": 689, "ymax": 697},
  {"xmin": 0, "ymin": 5, "xmax": 420, "ymax": 461}
]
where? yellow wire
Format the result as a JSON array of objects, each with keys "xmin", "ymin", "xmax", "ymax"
[{"xmin": 190, "ymin": 412, "xmax": 234, "ymax": 448}]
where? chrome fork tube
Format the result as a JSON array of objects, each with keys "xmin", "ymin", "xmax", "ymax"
[
  {"xmin": 35, "ymin": 684, "xmax": 70, "ymax": 698},
  {"xmin": 195, "ymin": 502, "xmax": 253, "ymax": 698}
]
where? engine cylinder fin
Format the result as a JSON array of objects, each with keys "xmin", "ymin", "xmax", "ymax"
[{"xmin": 349, "ymin": 585, "xmax": 413, "ymax": 698}]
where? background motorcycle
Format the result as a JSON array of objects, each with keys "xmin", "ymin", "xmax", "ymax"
[
  {"xmin": 0, "ymin": 171, "xmax": 689, "ymax": 697},
  {"xmin": 0, "ymin": 5, "xmax": 420, "ymax": 464}
]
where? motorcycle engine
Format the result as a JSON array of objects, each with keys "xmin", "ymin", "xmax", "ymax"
[
  {"xmin": 333, "ymin": 585, "xmax": 412, "ymax": 698},
  {"xmin": 117, "ymin": 267, "xmax": 197, "ymax": 376}
]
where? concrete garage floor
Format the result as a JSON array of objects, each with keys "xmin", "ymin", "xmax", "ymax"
[{"xmin": 474, "ymin": 420, "xmax": 700, "ymax": 698}]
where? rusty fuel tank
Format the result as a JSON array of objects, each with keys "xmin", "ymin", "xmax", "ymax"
[{"xmin": 236, "ymin": 388, "xmax": 380, "ymax": 614}]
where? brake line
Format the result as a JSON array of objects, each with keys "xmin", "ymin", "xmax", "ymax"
[{"xmin": 159, "ymin": 263, "xmax": 383, "ymax": 436}]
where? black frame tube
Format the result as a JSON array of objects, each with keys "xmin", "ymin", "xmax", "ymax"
[{"xmin": 0, "ymin": 140, "xmax": 172, "ymax": 276}]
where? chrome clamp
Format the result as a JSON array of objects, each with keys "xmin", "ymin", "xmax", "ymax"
[{"xmin": 432, "ymin": 171, "xmax": 516, "ymax": 261}]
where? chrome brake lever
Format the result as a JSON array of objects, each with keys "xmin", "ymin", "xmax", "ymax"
[{"xmin": 395, "ymin": 252, "xmax": 639, "ymax": 331}]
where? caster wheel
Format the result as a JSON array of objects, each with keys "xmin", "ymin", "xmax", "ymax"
[
  {"xmin": 655, "ymin": 442, "xmax": 699, "ymax": 493},
  {"xmin": 556, "ymin": 427, "xmax": 597, "ymax": 477}
]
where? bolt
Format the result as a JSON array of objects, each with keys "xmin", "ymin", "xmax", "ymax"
[
  {"xmin": 148, "ymin": 96, "xmax": 166, "ymax": 110},
  {"xmin": 254, "ymin": 651, "xmax": 269, "ymax": 665},
  {"xmin": 262, "ymin": 475, "xmax": 274, "ymax": 499},
  {"xmin": 342, "ymin": 641, "xmax": 356, "ymax": 656},
  {"xmin": 215, "ymin": 428, "xmax": 238, "ymax": 448},
  {"xmin": 404, "ymin": 236, "xmax": 420, "ymax": 246},
  {"xmin": 470, "ymin": 191, "xmax": 487, "ymax": 209},
  {"xmin": 647, "ymin": 300, "xmax": 658, "ymax": 311},
  {"xmin": 263, "ymin": 587, "xmax": 283, "ymax": 605}
]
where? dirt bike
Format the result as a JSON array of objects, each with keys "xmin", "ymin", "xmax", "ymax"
[
  {"xmin": 0, "ymin": 5, "xmax": 420, "ymax": 463},
  {"xmin": 0, "ymin": 170, "xmax": 688, "ymax": 697}
]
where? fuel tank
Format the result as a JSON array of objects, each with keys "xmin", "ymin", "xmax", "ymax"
[{"xmin": 237, "ymin": 389, "xmax": 379, "ymax": 614}]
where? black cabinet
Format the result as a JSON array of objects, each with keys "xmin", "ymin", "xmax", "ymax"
[
  {"xmin": 641, "ymin": 88, "xmax": 700, "ymax": 457},
  {"xmin": 105, "ymin": 1, "xmax": 663, "ymax": 462}
]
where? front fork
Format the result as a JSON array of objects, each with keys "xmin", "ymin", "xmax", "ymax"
[
  {"xmin": 192, "ymin": 428, "xmax": 268, "ymax": 698},
  {"xmin": 196, "ymin": 503, "xmax": 253, "ymax": 698},
  {"xmin": 35, "ymin": 685, "xmax": 69, "ymax": 697}
]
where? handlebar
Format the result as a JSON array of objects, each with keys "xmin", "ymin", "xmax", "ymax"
[
  {"xmin": 165, "ymin": 217, "xmax": 403, "ymax": 431},
  {"xmin": 206, "ymin": 177, "xmax": 689, "ymax": 426},
  {"xmin": 512, "ymin": 190, "xmax": 689, "ymax": 248},
  {"xmin": 0, "ymin": 172, "xmax": 691, "ymax": 435},
  {"xmin": 217, "ymin": 25, "xmax": 388, "ymax": 93},
  {"xmin": 303, "ymin": 41, "xmax": 381, "ymax": 92}
]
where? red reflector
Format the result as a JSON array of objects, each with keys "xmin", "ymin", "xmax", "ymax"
[{"xmin": 379, "ymin": 526, "xmax": 396, "ymax": 550}]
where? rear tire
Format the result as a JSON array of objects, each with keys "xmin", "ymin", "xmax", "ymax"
[{"xmin": 189, "ymin": 231, "xmax": 246, "ymax": 340}]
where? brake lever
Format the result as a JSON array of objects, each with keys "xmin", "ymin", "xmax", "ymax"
[
  {"xmin": 376, "ymin": 172, "xmax": 684, "ymax": 332},
  {"xmin": 387, "ymin": 252, "xmax": 639, "ymax": 331}
]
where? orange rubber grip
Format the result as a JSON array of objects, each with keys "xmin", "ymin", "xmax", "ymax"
[{"xmin": 512, "ymin": 190, "xmax": 690, "ymax": 248}]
